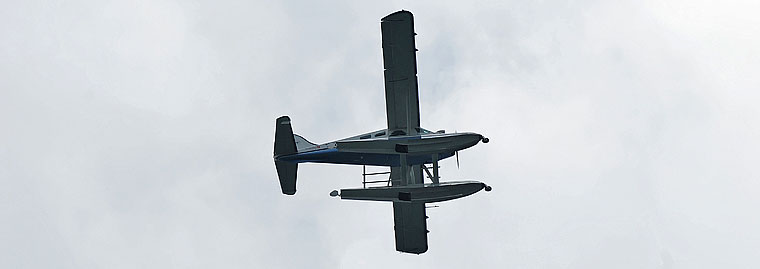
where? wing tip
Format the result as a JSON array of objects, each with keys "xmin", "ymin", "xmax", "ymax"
[
  {"xmin": 382, "ymin": 10, "xmax": 413, "ymax": 21},
  {"xmin": 397, "ymin": 246, "xmax": 428, "ymax": 254}
]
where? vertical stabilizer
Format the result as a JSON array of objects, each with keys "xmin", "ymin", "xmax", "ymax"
[{"xmin": 274, "ymin": 116, "xmax": 298, "ymax": 195}]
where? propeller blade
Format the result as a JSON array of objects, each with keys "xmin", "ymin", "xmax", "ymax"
[
  {"xmin": 456, "ymin": 150, "xmax": 460, "ymax": 169},
  {"xmin": 454, "ymin": 129, "xmax": 460, "ymax": 169}
]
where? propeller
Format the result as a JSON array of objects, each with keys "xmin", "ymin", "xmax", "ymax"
[
  {"xmin": 454, "ymin": 129, "xmax": 460, "ymax": 169},
  {"xmin": 455, "ymin": 150, "xmax": 460, "ymax": 169}
]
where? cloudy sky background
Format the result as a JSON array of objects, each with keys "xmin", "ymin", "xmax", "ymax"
[{"xmin": 2, "ymin": 0, "xmax": 759, "ymax": 268}]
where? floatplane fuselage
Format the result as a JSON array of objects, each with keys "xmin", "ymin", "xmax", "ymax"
[
  {"xmin": 277, "ymin": 127, "xmax": 487, "ymax": 167},
  {"xmin": 274, "ymin": 117, "xmax": 491, "ymax": 203}
]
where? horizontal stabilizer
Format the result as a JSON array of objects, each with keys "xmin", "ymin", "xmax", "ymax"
[
  {"xmin": 274, "ymin": 116, "xmax": 298, "ymax": 195},
  {"xmin": 274, "ymin": 116, "xmax": 297, "ymax": 157},
  {"xmin": 275, "ymin": 160, "xmax": 297, "ymax": 195}
]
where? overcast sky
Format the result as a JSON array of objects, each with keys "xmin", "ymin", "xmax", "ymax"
[{"xmin": 2, "ymin": 0, "xmax": 759, "ymax": 268}]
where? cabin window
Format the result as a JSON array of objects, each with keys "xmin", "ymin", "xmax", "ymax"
[
  {"xmin": 390, "ymin": 130, "xmax": 406, "ymax": 136},
  {"xmin": 374, "ymin": 131, "xmax": 386, "ymax": 137},
  {"xmin": 360, "ymin": 135, "xmax": 371, "ymax": 139}
]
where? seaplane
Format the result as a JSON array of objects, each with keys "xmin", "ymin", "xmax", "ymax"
[{"xmin": 273, "ymin": 10, "xmax": 491, "ymax": 254}]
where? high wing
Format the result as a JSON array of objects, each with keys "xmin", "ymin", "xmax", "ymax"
[
  {"xmin": 389, "ymin": 166, "xmax": 428, "ymax": 254},
  {"xmin": 382, "ymin": 10, "xmax": 420, "ymax": 135},
  {"xmin": 392, "ymin": 202, "xmax": 428, "ymax": 254},
  {"xmin": 383, "ymin": 10, "xmax": 429, "ymax": 255}
]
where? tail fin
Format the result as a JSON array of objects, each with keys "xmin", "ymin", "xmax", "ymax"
[
  {"xmin": 293, "ymin": 134, "xmax": 316, "ymax": 151},
  {"xmin": 274, "ymin": 116, "xmax": 298, "ymax": 195}
]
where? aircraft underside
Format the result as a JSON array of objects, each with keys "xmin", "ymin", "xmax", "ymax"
[
  {"xmin": 272, "ymin": 10, "xmax": 491, "ymax": 254},
  {"xmin": 279, "ymin": 148, "xmax": 456, "ymax": 166}
]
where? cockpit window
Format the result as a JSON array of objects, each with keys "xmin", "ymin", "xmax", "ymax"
[
  {"xmin": 374, "ymin": 131, "xmax": 386, "ymax": 137},
  {"xmin": 390, "ymin": 130, "xmax": 406, "ymax": 137},
  {"xmin": 360, "ymin": 135, "xmax": 371, "ymax": 139}
]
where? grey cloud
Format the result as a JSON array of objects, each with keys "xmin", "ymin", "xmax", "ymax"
[{"xmin": 2, "ymin": 0, "xmax": 758, "ymax": 268}]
